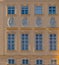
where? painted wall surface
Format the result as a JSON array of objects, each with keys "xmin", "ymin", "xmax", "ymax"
[{"xmin": 0, "ymin": 0, "xmax": 59, "ymax": 65}]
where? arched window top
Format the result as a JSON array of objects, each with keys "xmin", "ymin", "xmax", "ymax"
[
  {"xmin": 8, "ymin": 17, "xmax": 15, "ymax": 27},
  {"xmin": 50, "ymin": 17, "xmax": 56, "ymax": 27},
  {"xmin": 22, "ymin": 18, "xmax": 28, "ymax": 26},
  {"xmin": 36, "ymin": 17, "xmax": 42, "ymax": 27}
]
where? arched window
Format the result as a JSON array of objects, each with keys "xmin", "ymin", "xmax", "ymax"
[
  {"xmin": 8, "ymin": 17, "xmax": 15, "ymax": 27},
  {"xmin": 36, "ymin": 18, "xmax": 42, "ymax": 27},
  {"xmin": 22, "ymin": 18, "xmax": 28, "ymax": 26},
  {"xmin": 50, "ymin": 17, "xmax": 56, "ymax": 27}
]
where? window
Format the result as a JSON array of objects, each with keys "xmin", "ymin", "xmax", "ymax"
[
  {"xmin": 35, "ymin": 6, "xmax": 42, "ymax": 14},
  {"xmin": 49, "ymin": 34, "xmax": 56, "ymax": 50},
  {"xmin": 21, "ymin": 6, "xmax": 28, "ymax": 14},
  {"xmin": 21, "ymin": 34, "xmax": 28, "ymax": 50},
  {"xmin": 8, "ymin": 59, "xmax": 15, "ymax": 64},
  {"xmin": 8, "ymin": 34, "xmax": 15, "ymax": 50},
  {"xmin": 49, "ymin": 6, "xmax": 56, "ymax": 14},
  {"xmin": 8, "ymin": 6, "xmax": 15, "ymax": 14},
  {"xmin": 51, "ymin": 59, "xmax": 57, "ymax": 65},
  {"xmin": 36, "ymin": 60, "xmax": 43, "ymax": 65},
  {"xmin": 36, "ymin": 34, "xmax": 42, "ymax": 50},
  {"xmin": 22, "ymin": 59, "xmax": 28, "ymax": 64},
  {"xmin": 50, "ymin": 17, "xmax": 56, "ymax": 27},
  {"xmin": 22, "ymin": 18, "xmax": 28, "ymax": 26},
  {"xmin": 36, "ymin": 18, "xmax": 42, "ymax": 26}
]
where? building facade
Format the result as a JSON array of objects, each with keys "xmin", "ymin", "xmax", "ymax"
[{"xmin": 0, "ymin": 0, "xmax": 59, "ymax": 65}]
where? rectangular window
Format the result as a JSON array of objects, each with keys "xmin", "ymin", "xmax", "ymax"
[
  {"xmin": 8, "ymin": 6, "xmax": 15, "ymax": 14},
  {"xmin": 21, "ymin": 34, "xmax": 28, "ymax": 50},
  {"xmin": 22, "ymin": 59, "xmax": 28, "ymax": 64},
  {"xmin": 51, "ymin": 60, "xmax": 56, "ymax": 65},
  {"xmin": 35, "ymin": 6, "xmax": 42, "ymax": 14},
  {"xmin": 21, "ymin": 6, "xmax": 28, "ymax": 14},
  {"xmin": 36, "ymin": 34, "xmax": 42, "ymax": 50},
  {"xmin": 49, "ymin": 6, "xmax": 56, "ymax": 14},
  {"xmin": 8, "ymin": 59, "xmax": 15, "ymax": 64},
  {"xmin": 8, "ymin": 34, "xmax": 15, "ymax": 50},
  {"xmin": 36, "ymin": 60, "xmax": 43, "ymax": 65},
  {"xmin": 50, "ymin": 34, "xmax": 56, "ymax": 50}
]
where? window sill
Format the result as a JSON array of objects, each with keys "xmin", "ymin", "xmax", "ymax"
[
  {"xmin": 7, "ymin": 50, "xmax": 17, "ymax": 52},
  {"xmin": 21, "ymin": 14, "xmax": 30, "ymax": 16},
  {"xmin": 6, "ymin": 14, "xmax": 16, "ymax": 16},
  {"xmin": 35, "ymin": 64, "xmax": 44, "ymax": 65},
  {"xmin": 48, "ymin": 14, "xmax": 57, "ymax": 16},
  {"xmin": 34, "ymin": 14, "xmax": 43, "ymax": 16},
  {"xmin": 21, "ymin": 64, "xmax": 30, "ymax": 65},
  {"xmin": 20, "ymin": 50, "xmax": 30, "ymax": 52},
  {"xmin": 35, "ymin": 50, "xmax": 43, "ymax": 51},
  {"xmin": 7, "ymin": 64, "xmax": 16, "ymax": 65},
  {"xmin": 49, "ymin": 50, "xmax": 58, "ymax": 51}
]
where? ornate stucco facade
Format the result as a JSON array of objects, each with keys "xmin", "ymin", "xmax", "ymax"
[{"xmin": 0, "ymin": 0, "xmax": 59, "ymax": 65}]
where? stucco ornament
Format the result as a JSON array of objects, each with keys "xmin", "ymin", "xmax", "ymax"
[
  {"xmin": 22, "ymin": 18, "xmax": 28, "ymax": 26},
  {"xmin": 8, "ymin": 17, "xmax": 15, "ymax": 27},
  {"xmin": 36, "ymin": 18, "xmax": 42, "ymax": 26},
  {"xmin": 50, "ymin": 17, "xmax": 56, "ymax": 27}
]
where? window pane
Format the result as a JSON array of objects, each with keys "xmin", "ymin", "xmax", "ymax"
[
  {"xmin": 49, "ymin": 6, "xmax": 56, "ymax": 14},
  {"xmin": 21, "ymin": 6, "xmax": 28, "ymax": 14},
  {"xmin": 8, "ymin": 6, "xmax": 15, "ymax": 14},
  {"xmin": 36, "ymin": 34, "xmax": 42, "ymax": 50},
  {"xmin": 8, "ymin": 59, "xmax": 15, "ymax": 64},
  {"xmin": 36, "ymin": 60, "xmax": 43, "ymax": 64},
  {"xmin": 50, "ymin": 34, "xmax": 56, "ymax": 50},
  {"xmin": 35, "ymin": 6, "xmax": 42, "ymax": 14},
  {"xmin": 21, "ymin": 34, "xmax": 28, "ymax": 50},
  {"xmin": 51, "ymin": 60, "xmax": 57, "ymax": 64},
  {"xmin": 22, "ymin": 59, "xmax": 28, "ymax": 64},
  {"xmin": 7, "ymin": 34, "xmax": 15, "ymax": 50}
]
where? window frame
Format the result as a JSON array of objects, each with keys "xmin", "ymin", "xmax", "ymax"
[
  {"xmin": 21, "ymin": 6, "xmax": 29, "ymax": 14},
  {"xmin": 49, "ymin": 6, "xmax": 56, "ymax": 14},
  {"xmin": 49, "ymin": 34, "xmax": 57, "ymax": 50},
  {"xmin": 35, "ymin": 34, "xmax": 43, "ymax": 50},
  {"xmin": 8, "ymin": 58, "xmax": 15, "ymax": 64},
  {"xmin": 22, "ymin": 59, "xmax": 29, "ymax": 64},
  {"xmin": 36, "ymin": 59, "xmax": 43, "ymax": 65},
  {"xmin": 7, "ymin": 6, "xmax": 15, "ymax": 14},
  {"xmin": 21, "ymin": 34, "xmax": 29, "ymax": 50},
  {"xmin": 35, "ymin": 6, "xmax": 42, "ymax": 14},
  {"xmin": 7, "ymin": 33, "xmax": 15, "ymax": 50},
  {"xmin": 51, "ymin": 59, "xmax": 57, "ymax": 65}
]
